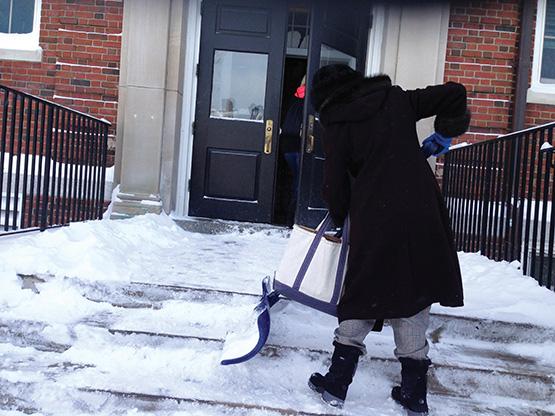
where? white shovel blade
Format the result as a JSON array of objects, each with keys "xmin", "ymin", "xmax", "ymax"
[{"xmin": 220, "ymin": 300, "xmax": 270, "ymax": 365}]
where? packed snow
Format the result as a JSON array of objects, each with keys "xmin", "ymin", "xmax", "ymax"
[{"xmin": 0, "ymin": 214, "xmax": 554, "ymax": 415}]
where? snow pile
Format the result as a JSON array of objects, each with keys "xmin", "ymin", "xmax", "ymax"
[
  {"xmin": 0, "ymin": 213, "xmax": 187, "ymax": 283},
  {"xmin": 434, "ymin": 253, "xmax": 555, "ymax": 327},
  {"xmin": 0, "ymin": 214, "xmax": 188, "ymax": 325}
]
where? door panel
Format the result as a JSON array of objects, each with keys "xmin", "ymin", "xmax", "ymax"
[
  {"xmin": 216, "ymin": 6, "xmax": 271, "ymax": 36},
  {"xmin": 296, "ymin": 0, "xmax": 371, "ymax": 227},
  {"xmin": 189, "ymin": 0, "xmax": 287, "ymax": 222},
  {"xmin": 205, "ymin": 149, "xmax": 260, "ymax": 201}
]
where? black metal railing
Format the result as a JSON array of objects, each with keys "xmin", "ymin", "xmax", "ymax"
[
  {"xmin": 443, "ymin": 122, "xmax": 555, "ymax": 291},
  {"xmin": 0, "ymin": 84, "xmax": 111, "ymax": 235}
]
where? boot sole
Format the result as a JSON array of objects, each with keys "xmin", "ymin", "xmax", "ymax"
[
  {"xmin": 406, "ymin": 411, "xmax": 428, "ymax": 416},
  {"xmin": 393, "ymin": 399, "xmax": 428, "ymax": 416},
  {"xmin": 392, "ymin": 387, "xmax": 428, "ymax": 415},
  {"xmin": 307, "ymin": 380, "xmax": 344, "ymax": 409}
]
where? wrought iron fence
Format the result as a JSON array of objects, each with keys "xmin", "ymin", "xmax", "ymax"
[
  {"xmin": 443, "ymin": 122, "xmax": 555, "ymax": 291},
  {"xmin": 0, "ymin": 84, "xmax": 111, "ymax": 235}
]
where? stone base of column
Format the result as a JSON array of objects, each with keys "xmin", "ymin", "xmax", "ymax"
[{"xmin": 110, "ymin": 191, "xmax": 163, "ymax": 219}]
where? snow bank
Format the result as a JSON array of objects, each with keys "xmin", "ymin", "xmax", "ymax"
[
  {"xmin": 0, "ymin": 214, "xmax": 190, "ymax": 325},
  {"xmin": 0, "ymin": 213, "xmax": 187, "ymax": 282},
  {"xmin": 433, "ymin": 252, "xmax": 555, "ymax": 328}
]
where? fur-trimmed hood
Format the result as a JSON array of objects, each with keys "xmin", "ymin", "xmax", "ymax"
[{"xmin": 318, "ymin": 75, "xmax": 393, "ymax": 125}]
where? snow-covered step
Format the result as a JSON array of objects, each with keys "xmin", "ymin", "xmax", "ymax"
[
  {"xmin": 7, "ymin": 276, "xmax": 555, "ymax": 415},
  {"xmin": 74, "ymin": 283, "xmax": 555, "ymax": 350},
  {"xmin": 12, "ymin": 277, "xmax": 555, "ymax": 380},
  {"xmin": 1, "ymin": 328, "xmax": 552, "ymax": 416},
  {"xmin": 0, "ymin": 319, "xmax": 70, "ymax": 353},
  {"xmin": 1, "ymin": 318, "xmax": 553, "ymax": 411},
  {"xmin": 62, "ymin": 277, "xmax": 555, "ymax": 345},
  {"xmin": 2, "ymin": 378, "xmax": 550, "ymax": 416},
  {"xmin": 0, "ymin": 379, "xmax": 335, "ymax": 416}
]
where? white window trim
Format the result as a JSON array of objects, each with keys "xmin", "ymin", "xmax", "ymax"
[
  {"xmin": 0, "ymin": 0, "xmax": 42, "ymax": 62},
  {"xmin": 529, "ymin": 0, "xmax": 555, "ymax": 104}
]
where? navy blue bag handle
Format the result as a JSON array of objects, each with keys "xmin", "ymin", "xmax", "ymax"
[{"xmin": 292, "ymin": 213, "xmax": 350, "ymax": 304}]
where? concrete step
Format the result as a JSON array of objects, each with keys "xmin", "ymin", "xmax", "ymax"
[
  {"xmin": 55, "ymin": 276, "xmax": 555, "ymax": 345},
  {"xmin": 7, "ymin": 276, "xmax": 554, "ymax": 415},
  {"xmin": 15, "ymin": 276, "xmax": 555, "ymax": 380},
  {"xmin": 1, "ymin": 317, "xmax": 553, "ymax": 411},
  {"xmin": 2, "ymin": 377, "xmax": 552, "ymax": 416},
  {"xmin": 1, "ymin": 335, "xmax": 552, "ymax": 416}
]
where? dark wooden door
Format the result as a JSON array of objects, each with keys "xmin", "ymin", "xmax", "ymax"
[
  {"xmin": 296, "ymin": 0, "xmax": 372, "ymax": 227},
  {"xmin": 189, "ymin": 0, "xmax": 287, "ymax": 222}
]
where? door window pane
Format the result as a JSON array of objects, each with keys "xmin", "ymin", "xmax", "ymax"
[
  {"xmin": 320, "ymin": 44, "xmax": 356, "ymax": 69},
  {"xmin": 541, "ymin": 0, "xmax": 555, "ymax": 83},
  {"xmin": 286, "ymin": 6, "xmax": 310, "ymax": 57},
  {"xmin": 210, "ymin": 50, "xmax": 268, "ymax": 122}
]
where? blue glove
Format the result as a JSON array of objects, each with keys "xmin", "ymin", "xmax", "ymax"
[{"xmin": 421, "ymin": 132, "xmax": 452, "ymax": 158}]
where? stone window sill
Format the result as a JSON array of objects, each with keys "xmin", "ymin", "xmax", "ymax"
[
  {"xmin": 527, "ymin": 87, "xmax": 555, "ymax": 106},
  {"xmin": 0, "ymin": 46, "xmax": 43, "ymax": 63}
]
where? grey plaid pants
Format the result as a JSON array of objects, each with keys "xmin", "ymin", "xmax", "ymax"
[{"xmin": 334, "ymin": 306, "xmax": 430, "ymax": 359}]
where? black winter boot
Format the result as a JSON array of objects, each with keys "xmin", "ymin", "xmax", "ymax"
[
  {"xmin": 308, "ymin": 342, "xmax": 362, "ymax": 408},
  {"xmin": 391, "ymin": 357, "xmax": 432, "ymax": 415}
]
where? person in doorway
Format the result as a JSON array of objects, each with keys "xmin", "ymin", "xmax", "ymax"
[
  {"xmin": 279, "ymin": 76, "xmax": 306, "ymax": 226},
  {"xmin": 307, "ymin": 65, "xmax": 469, "ymax": 415}
]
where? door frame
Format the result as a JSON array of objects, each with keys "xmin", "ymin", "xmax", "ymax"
[
  {"xmin": 175, "ymin": 0, "xmax": 203, "ymax": 218},
  {"xmin": 174, "ymin": 0, "xmax": 384, "ymax": 220},
  {"xmin": 294, "ymin": 0, "xmax": 373, "ymax": 227}
]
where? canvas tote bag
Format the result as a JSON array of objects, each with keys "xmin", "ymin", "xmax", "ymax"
[{"xmin": 274, "ymin": 213, "xmax": 349, "ymax": 316}]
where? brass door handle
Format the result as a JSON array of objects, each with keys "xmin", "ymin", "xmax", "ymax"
[
  {"xmin": 306, "ymin": 114, "xmax": 315, "ymax": 153},
  {"xmin": 264, "ymin": 119, "xmax": 273, "ymax": 154}
]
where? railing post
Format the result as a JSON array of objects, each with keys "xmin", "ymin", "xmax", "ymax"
[
  {"xmin": 509, "ymin": 135, "xmax": 523, "ymax": 261},
  {"xmin": 479, "ymin": 142, "xmax": 494, "ymax": 255},
  {"xmin": 546, "ymin": 127, "xmax": 555, "ymax": 289},
  {"xmin": 0, "ymin": 89, "xmax": 9, "ymax": 228},
  {"xmin": 40, "ymin": 106, "xmax": 54, "ymax": 231},
  {"xmin": 4, "ymin": 92, "xmax": 18, "ymax": 230},
  {"xmin": 98, "ymin": 123, "xmax": 109, "ymax": 219}
]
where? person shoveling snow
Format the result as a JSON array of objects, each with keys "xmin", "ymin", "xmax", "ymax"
[{"xmin": 222, "ymin": 65, "xmax": 470, "ymax": 416}]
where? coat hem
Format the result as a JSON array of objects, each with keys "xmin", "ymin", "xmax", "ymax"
[{"xmin": 337, "ymin": 298, "xmax": 463, "ymax": 322}]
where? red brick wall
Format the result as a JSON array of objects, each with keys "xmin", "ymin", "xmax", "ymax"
[
  {"xmin": 445, "ymin": 1, "xmax": 555, "ymax": 139},
  {"xmin": 444, "ymin": 0, "xmax": 521, "ymax": 146},
  {"xmin": 437, "ymin": 0, "xmax": 555, "ymax": 185},
  {"xmin": 0, "ymin": 0, "xmax": 123, "ymax": 165}
]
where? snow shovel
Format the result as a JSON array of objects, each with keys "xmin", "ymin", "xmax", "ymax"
[
  {"xmin": 220, "ymin": 276, "xmax": 281, "ymax": 365},
  {"xmin": 220, "ymin": 140, "xmax": 447, "ymax": 365},
  {"xmin": 220, "ymin": 211, "xmax": 346, "ymax": 366}
]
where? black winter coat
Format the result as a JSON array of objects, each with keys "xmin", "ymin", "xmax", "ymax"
[{"xmin": 319, "ymin": 75, "xmax": 468, "ymax": 321}]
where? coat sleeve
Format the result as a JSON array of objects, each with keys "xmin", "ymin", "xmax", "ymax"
[
  {"xmin": 322, "ymin": 123, "xmax": 351, "ymax": 227},
  {"xmin": 406, "ymin": 82, "xmax": 470, "ymax": 137}
]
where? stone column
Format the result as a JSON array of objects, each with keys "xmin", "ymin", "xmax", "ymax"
[
  {"xmin": 370, "ymin": 3, "xmax": 451, "ymax": 167},
  {"xmin": 112, "ymin": 0, "xmax": 187, "ymax": 218}
]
